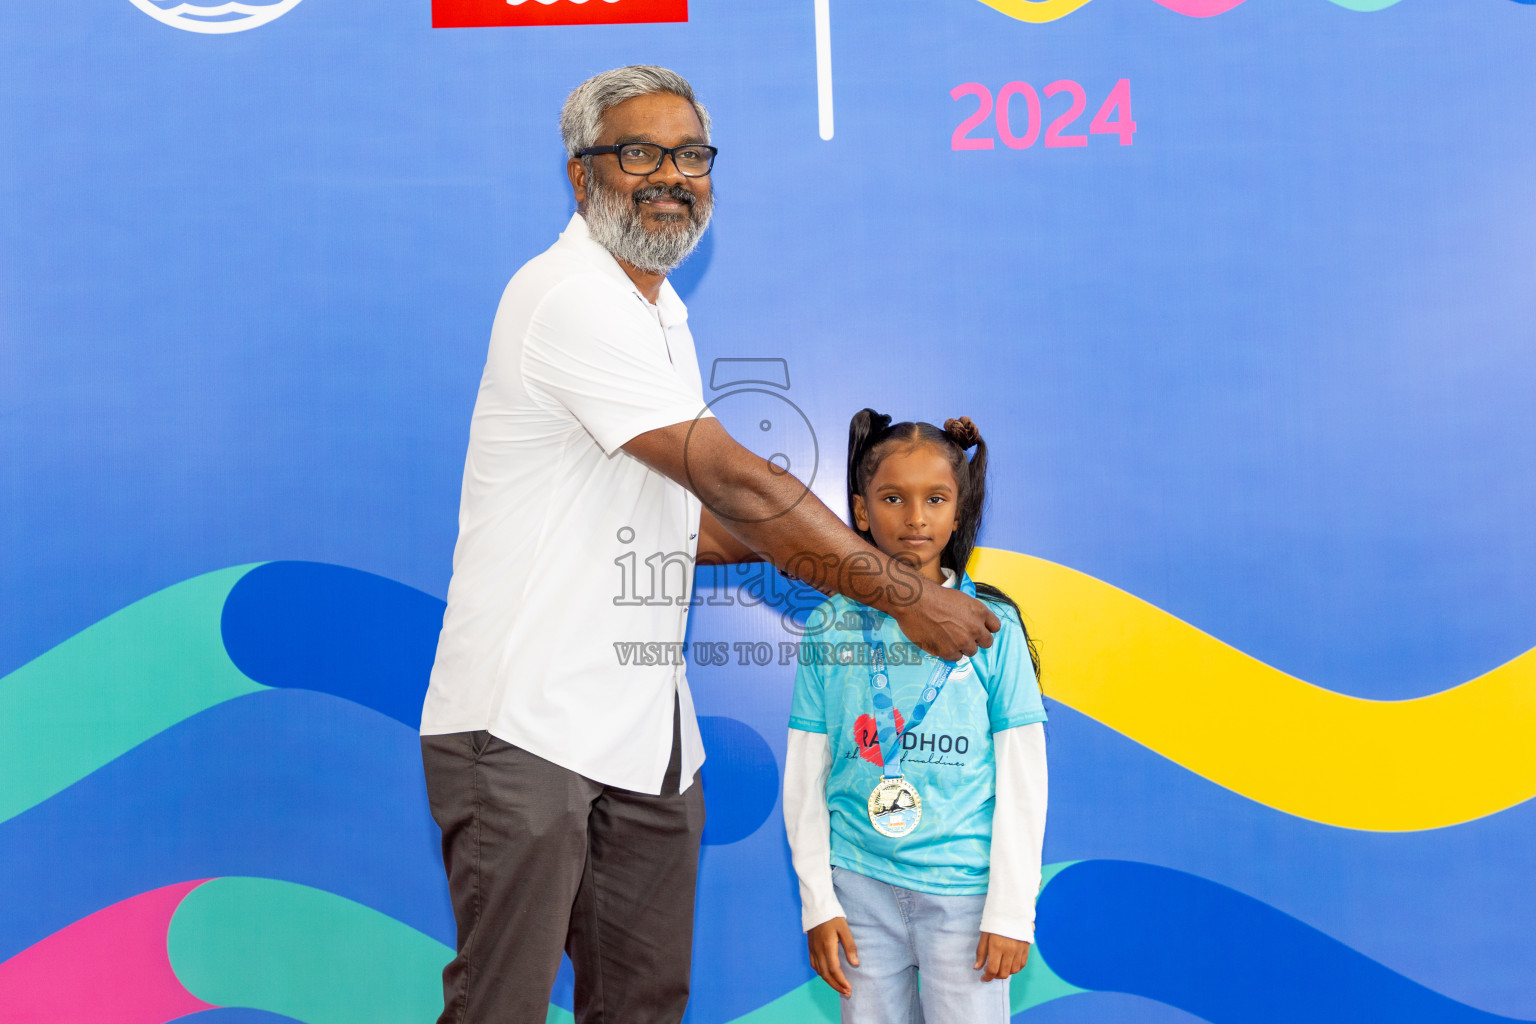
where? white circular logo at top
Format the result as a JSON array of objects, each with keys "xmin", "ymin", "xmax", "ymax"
[{"xmin": 128, "ymin": 0, "xmax": 306, "ymax": 33}]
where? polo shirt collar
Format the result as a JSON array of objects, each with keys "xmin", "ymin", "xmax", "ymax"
[
  {"xmin": 558, "ymin": 212, "xmax": 690, "ymax": 328},
  {"xmin": 939, "ymin": 568, "xmax": 978, "ymax": 597}
]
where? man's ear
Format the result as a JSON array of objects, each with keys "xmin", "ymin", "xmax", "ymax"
[
  {"xmin": 851, "ymin": 494, "xmax": 869, "ymax": 532},
  {"xmin": 568, "ymin": 157, "xmax": 588, "ymax": 206}
]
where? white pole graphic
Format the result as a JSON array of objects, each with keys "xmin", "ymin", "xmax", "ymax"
[{"xmin": 815, "ymin": 0, "xmax": 834, "ymax": 140}]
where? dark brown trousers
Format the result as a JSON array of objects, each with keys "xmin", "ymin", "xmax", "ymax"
[{"xmin": 421, "ymin": 706, "xmax": 705, "ymax": 1024}]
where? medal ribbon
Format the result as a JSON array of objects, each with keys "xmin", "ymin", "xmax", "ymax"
[{"xmin": 864, "ymin": 625, "xmax": 958, "ymax": 781}]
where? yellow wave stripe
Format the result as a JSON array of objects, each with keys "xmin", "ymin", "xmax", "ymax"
[
  {"xmin": 971, "ymin": 547, "xmax": 1536, "ymax": 831},
  {"xmin": 973, "ymin": 0, "xmax": 1095, "ymax": 23}
]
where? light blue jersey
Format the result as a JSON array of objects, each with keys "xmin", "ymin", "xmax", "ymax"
[{"xmin": 788, "ymin": 573, "xmax": 1047, "ymax": 895}]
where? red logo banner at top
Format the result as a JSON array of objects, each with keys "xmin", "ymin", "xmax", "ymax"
[{"xmin": 433, "ymin": 0, "xmax": 688, "ymax": 28}]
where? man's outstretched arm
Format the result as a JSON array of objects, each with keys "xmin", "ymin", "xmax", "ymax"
[
  {"xmin": 697, "ymin": 507, "xmax": 763, "ymax": 566},
  {"xmin": 623, "ymin": 417, "xmax": 1000, "ymax": 661}
]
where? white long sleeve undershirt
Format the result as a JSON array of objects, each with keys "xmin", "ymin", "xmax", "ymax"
[
  {"xmin": 783, "ymin": 728, "xmax": 845, "ymax": 931},
  {"xmin": 782, "ymin": 721, "xmax": 1048, "ymax": 943}
]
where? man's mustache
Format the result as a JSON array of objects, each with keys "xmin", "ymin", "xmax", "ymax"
[{"xmin": 632, "ymin": 184, "xmax": 696, "ymax": 208}]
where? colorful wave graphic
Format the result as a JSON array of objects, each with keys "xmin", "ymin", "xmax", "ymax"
[
  {"xmin": 2, "ymin": 561, "xmax": 1532, "ymax": 1022},
  {"xmin": 3, "ymin": 865, "xmax": 1526, "ymax": 1024},
  {"xmin": 1036, "ymin": 860, "xmax": 1535, "ymax": 1024},
  {"xmin": 973, "ymin": 0, "xmax": 1531, "ymax": 23},
  {"xmin": 971, "ymin": 547, "xmax": 1536, "ymax": 831},
  {"xmin": 0, "ymin": 880, "xmax": 214, "ymax": 1024},
  {"xmin": 9, "ymin": 554, "xmax": 1531, "ymax": 842}
]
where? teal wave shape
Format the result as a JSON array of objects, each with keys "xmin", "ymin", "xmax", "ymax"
[
  {"xmin": 0, "ymin": 566, "xmax": 265, "ymax": 824},
  {"xmin": 168, "ymin": 877, "xmax": 450, "ymax": 1024},
  {"xmin": 160, "ymin": 873, "xmax": 1078, "ymax": 1024},
  {"xmin": 158, "ymin": 861, "xmax": 1519, "ymax": 1024}
]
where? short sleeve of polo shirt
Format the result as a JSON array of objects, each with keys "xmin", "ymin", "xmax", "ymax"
[
  {"xmin": 522, "ymin": 274, "xmax": 711, "ymax": 455},
  {"xmin": 983, "ymin": 608, "xmax": 1048, "ymax": 733},
  {"xmin": 788, "ymin": 634, "xmax": 830, "ymax": 734}
]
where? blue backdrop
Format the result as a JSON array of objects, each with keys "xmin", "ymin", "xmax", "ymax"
[{"xmin": 2, "ymin": 2, "xmax": 1533, "ymax": 1022}]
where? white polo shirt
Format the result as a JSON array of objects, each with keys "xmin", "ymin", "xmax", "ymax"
[{"xmin": 422, "ymin": 212, "xmax": 712, "ymax": 794}]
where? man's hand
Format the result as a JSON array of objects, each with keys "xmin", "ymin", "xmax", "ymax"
[
  {"xmin": 974, "ymin": 932, "xmax": 1030, "ymax": 981},
  {"xmin": 807, "ymin": 918, "xmax": 860, "ymax": 998},
  {"xmin": 892, "ymin": 581, "xmax": 1001, "ymax": 662}
]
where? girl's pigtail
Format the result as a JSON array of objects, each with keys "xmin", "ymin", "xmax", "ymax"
[
  {"xmin": 942, "ymin": 416, "xmax": 1041, "ymax": 685},
  {"xmin": 847, "ymin": 408, "xmax": 892, "ymax": 534},
  {"xmin": 942, "ymin": 417, "xmax": 987, "ymax": 578}
]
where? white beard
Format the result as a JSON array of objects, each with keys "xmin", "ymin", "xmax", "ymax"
[{"xmin": 584, "ymin": 172, "xmax": 714, "ymax": 276}]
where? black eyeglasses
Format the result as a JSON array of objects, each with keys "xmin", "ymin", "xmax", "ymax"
[{"xmin": 576, "ymin": 142, "xmax": 718, "ymax": 178}]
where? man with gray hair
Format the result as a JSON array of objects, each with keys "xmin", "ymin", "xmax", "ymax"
[{"xmin": 420, "ymin": 65, "xmax": 1000, "ymax": 1023}]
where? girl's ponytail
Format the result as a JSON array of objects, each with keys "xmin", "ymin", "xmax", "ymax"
[
  {"xmin": 942, "ymin": 416, "xmax": 1041, "ymax": 685},
  {"xmin": 941, "ymin": 417, "xmax": 987, "ymax": 580},
  {"xmin": 847, "ymin": 408, "xmax": 892, "ymax": 534}
]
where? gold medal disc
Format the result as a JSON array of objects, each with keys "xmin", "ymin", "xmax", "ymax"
[{"xmin": 868, "ymin": 777, "xmax": 923, "ymax": 838}]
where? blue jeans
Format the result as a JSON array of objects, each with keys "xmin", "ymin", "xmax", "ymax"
[{"xmin": 832, "ymin": 865, "xmax": 1011, "ymax": 1024}]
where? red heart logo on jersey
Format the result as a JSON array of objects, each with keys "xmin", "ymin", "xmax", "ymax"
[{"xmin": 854, "ymin": 709, "xmax": 905, "ymax": 766}]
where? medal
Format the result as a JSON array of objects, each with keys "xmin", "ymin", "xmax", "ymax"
[
  {"xmin": 868, "ymin": 777, "xmax": 923, "ymax": 838},
  {"xmin": 859, "ymin": 618, "xmax": 958, "ymax": 840}
]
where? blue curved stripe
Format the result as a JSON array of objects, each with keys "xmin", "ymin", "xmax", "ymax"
[
  {"xmin": 175, "ymin": 1011, "xmax": 307, "ymax": 1024},
  {"xmin": 0, "ymin": 689, "xmax": 452, "ymax": 962},
  {"xmin": 1036, "ymin": 860, "xmax": 1534, "ymax": 1024},
  {"xmin": 221, "ymin": 562, "xmax": 444, "ymax": 729},
  {"xmin": 696, "ymin": 715, "xmax": 779, "ymax": 846}
]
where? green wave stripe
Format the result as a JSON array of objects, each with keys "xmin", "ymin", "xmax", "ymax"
[
  {"xmin": 164, "ymin": 874, "xmax": 770, "ymax": 1024},
  {"xmin": 723, "ymin": 948, "xmax": 1076, "ymax": 1022},
  {"xmin": 165, "ymin": 869, "xmax": 1081, "ymax": 1024},
  {"xmin": 169, "ymin": 877, "xmax": 577, "ymax": 1024},
  {"xmin": 170, "ymin": 877, "xmax": 452, "ymax": 1024},
  {"xmin": 684, "ymin": 862, "xmax": 1085, "ymax": 1022},
  {"xmin": 722, "ymin": 976, "xmax": 841, "ymax": 1023},
  {"xmin": 0, "ymin": 565, "xmax": 266, "ymax": 824}
]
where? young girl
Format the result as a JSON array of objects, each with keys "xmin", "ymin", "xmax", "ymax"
[{"xmin": 783, "ymin": 410, "xmax": 1048, "ymax": 1024}]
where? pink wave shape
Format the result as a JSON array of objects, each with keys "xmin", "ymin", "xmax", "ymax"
[
  {"xmin": 0, "ymin": 880, "xmax": 216, "ymax": 1024},
  {"xmin": 1151, "ymin": 0, "xmax": 1248, "ymax": 14}
]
